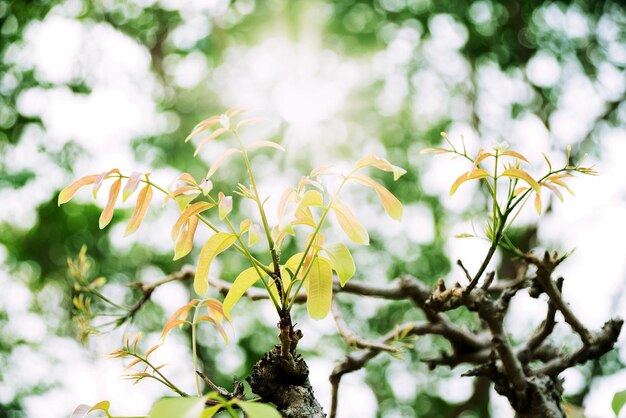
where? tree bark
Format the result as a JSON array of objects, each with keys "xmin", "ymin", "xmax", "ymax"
[{"xmin": 247, "ymin": 314, "xmax": 326, "ymax": 418}]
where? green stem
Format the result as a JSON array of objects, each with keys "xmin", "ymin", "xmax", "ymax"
[{"xmin": 192, "ymin": 302, "xmax": 201, "ymax": 396}]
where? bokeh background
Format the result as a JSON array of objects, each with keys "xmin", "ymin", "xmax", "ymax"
[{"xmin": 1, "ymin": 0, "xmax": 625, "ymax": 417}]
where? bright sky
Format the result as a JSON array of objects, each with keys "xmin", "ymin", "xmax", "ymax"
[{"xmin": 1, "ymin": 1, "xmax": 625, "ymax": 417}]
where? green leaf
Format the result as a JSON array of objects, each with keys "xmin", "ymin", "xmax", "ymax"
[
  {"xmin": 200, "ymin": 405, "xmax": 221, "ymax": 418},
  {"xmin": 324, "ymin": 243, "xmax": 355, "ymax": 286},
  {"xmin": 194, "ymin": 233, "xmax": 237, "ymax": 296},
  {"xmin": 71, "ymin": 400, "xmax": 111, "ymax": 418},
  {"xmin": 237, "ymin": 400, "xmax": 281, "ymax": 418},
  {"xmin": 612, "ymin": 389, "xmax": 626, "ymax": 416},
  {"xmin": 223, "ymin": 267, "xmax": 266, "ymax": 319},
  {"xmin": 148, "ymin": 397, "xmax": 206, "ymax": 418},
  {"xmin": 305, "ymin": 257, "xmax": 333, "ymax": 320}
]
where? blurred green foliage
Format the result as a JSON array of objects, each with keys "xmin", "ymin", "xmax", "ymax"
[{"xmin": 1, "ymin": 0, "xmax": 624, "ymax": 417}]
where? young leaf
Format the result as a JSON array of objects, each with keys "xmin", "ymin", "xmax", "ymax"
[
  {"xmin": 200, "ymin": 405, "xmax": 221, "ymax": 418},
  {"xmin": 148, "ymin": 397, "xmax": 206, "ymax": 418},
  {"xmin": 93, "ymin": 168, "xmax": 120, "ymax": 199},
  {"xmin": 88, "ymin": 400, "xmax": 111, "ymax": 415},
  {"xmin": 235, "ymin": 117, "xmax": 267, "ymax": 130},
  {"xmin": 612, "ymin": 389, "xmax": 626, "ymax": 416},
  {"xmin": 331, "ymin": 200, "xmax": 369, "ymax": 245},
  {"xmin": 534, "ymin": 192, "xmax": 542, "ymax": 214},
  {"xmin": 237, "ymin": 401, "xmax": 281, "ymax": 418},
  {"xmin": 501, "ymin": 150, "xmax": 529, "ymax": 162},
  {"xmin": 171, "ymin": 202, "xmax": 214, "ymax": 241},
  {"xmin": 206, "ymin": 148, "xmax": 241, "ymax": 179},
  {"xmin": 449, "ymin": 169, "xmax": 490, "ymax": 196},
  {"xmin": 218, "ymin": 192, "xmax": 233, "ymax": 220},
  {"xmin": 248, "ymin": 223, "xmax": 262, "ymax": 246},
  {"xmin": 305, "ymin": 256, "xmax": 333, "ymax": 320},
  {"xmin": 99, "ymin": 178, "xmax": 121, "ymax": 229},
  {"xmin": 500, "ymin": 168, "xmax": 540, "ymax": 193},
  {"xmin": 223, "ymin": 267, "xmax": 266, "ymax": 319},
  {"xmin": 185, "ymin": 116, "xmax": 220, "ymax": 142},
  {"xmin": 173, "ymin": 216, "xmax": 199, "ymax": 260},
  {"xmin": 194, "ymin": 128, "xmax": 229, "ymax": 156},
  {"xmin": 247, "ymin": 140, "xmax": 285, "ymax": 152},
  {"xmin": 70, "ymin": 404, "xmax": 91, "ymax": 418},
  {"xmin": 324, "ymin": 243, "xmax": 355, "ymax": 286},
  {"xmin": 541, "ymin": 182, "xmax": 564, "ymax": 202},
  {"xmin": 194, "ymin": 233, "xmax": 237, "ymax": 296},
  {"xmin": 124, "ymin": 184, "xmax": 153, "ymax": 236},
  {"xmin": 58, "ymin": 174, "xmax": 100, "ymax": 206},
  {"xmin": 297, "ymin": 190, "xmax": 324, "ymax": 211},
  {"xmin": 355, "ymin": 153, "xmax": 406, "ymax": 180},
  {"xmin": 123, "ymin": 171, "xmax": 142, "ymax": 202},
  {"xmin": 420, "ymin": 147, "xmax": 449, "ymax": 155},
  {"xmin": 351, "ymin": 174, "xmax": 403, "ymax": 220}
]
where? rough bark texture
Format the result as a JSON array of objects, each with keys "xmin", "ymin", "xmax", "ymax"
[
  {"xmin": 247, "ymin": 349, "xmax": 326, "ymax": 418},
  {"xmin": 247, "ymin": 314, "xmax": 326, "ymax": 418}
]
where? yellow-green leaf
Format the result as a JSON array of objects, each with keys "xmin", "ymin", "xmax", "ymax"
[
  {"xmin": 173, "ymin": 216, "xmax": 199, "ymax": 260},
  {"xmin": 324, "ymin": 243, "xmax": 355, "ymax": 286},
  {"xmin": 237, "ymin": 401, "xmax": 281, "ymax": 418},
  {"xmin": 304, "ymin": 257, "xmax": 333, "ymax": 320},
  {"xmin": 223, "ymin": 267, "xmax": 266, "ymax": 319},
  {"xmin": 58, "ymin": 174, "xmax": 99, "ymax": 206},
  {"xmin": 206, "ymin": 148, "xmax": 240, "ymax": 179},
  {"xmin": 194, "ymin": 233, "xmax": 236, "ymax": 296},
  {"xmin": 88, "ymin": 401, "xmax": 111, "ymax": 414},
  {"xmin": 124, "ymin": 184, "xmax": 153, "ymax": 236},
  {"xmin": 351, "ymin": 174, "xmax": 402, "ymax": 220},
  {"xmin": 171, "ymin": 202, "xmax": 213, "ymax": 241},
  {"xmin": 99, "ymin": 178, "xmax": 121, "ymax": 229},
  {"xmin": 123, "ymin": 171, "xmax": 142, "ymax": 202},
  {"xmin": 331, "ymin": 200, "xmax": 369, "ymax": 245},
  {"xmin": 449, "ymin": 169, "xmax": 490, "ymax": 196},
  {"xmin": 297, "ymin": 190, "xmax": 324, "ymax": 211},
  {"xmin": 420, "ymin": 147, "xmax": 449, "ymax": 154},
  {"xmin": 500, "ymin": 168, "xmax": 540, "ymax": 193},
  {"xmin": 248, "ymin": 223, "xmax": 262, "ymax": 246},
  {"xmin": 148, "ymin": 397, "xmax": 206, "ymax": 418},
  {"xmin": 355, "ymin": 153, "xmax": 406, "ymax": 180}
]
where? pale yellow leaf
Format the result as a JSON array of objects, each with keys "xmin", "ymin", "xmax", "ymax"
[
  {"xmin": 449, "ymin": 169, "xmax": 490, "ymax": 196},
  {"xmin": 171, "ymin": 201, "xmax": 213, "ymax": 241},
  {"xmin": 206, "ymin": 148, "xmax": 240, "ymax": 179},
  {"xmin": 331, "ymin": 200, "xmax": 369, "ymax": 245},
  {"xmin": 58, "ymin": 174, "xmax": 99, "ymax": 206},
  {"xmin": 501, "ymin": 150, "xmax": 529, "ymax": 163},
  {"xmin": 500, "ymin": 168, "xmax": 540, "ymax": 193},
  {"xmin": 247, "ymin": 140, "xmax": 285, "ymax": 152},
  {"xmin": 194, "ymin": 128, "xmax": 228, "ymax": 156},
  {"xmin": 351, "ymin": 174, "xmax": 403, "ymax": 220},
  {"xmin": 123, "ymin": 171, "xmax": 142, "ymax": 202},
  {"xmin": 173, "ymin": 216, "xmax": 199, "ymax": 260},
  {"xmin": 355, "ymin": 153, "xmax": 406, "ymax": 180}
]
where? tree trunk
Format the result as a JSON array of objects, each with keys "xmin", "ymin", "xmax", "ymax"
[{"xmin": 247, "ymin": 314, "xmax": 326, "ymax": 418}]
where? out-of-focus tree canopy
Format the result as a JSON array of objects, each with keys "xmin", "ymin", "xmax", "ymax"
[{"xmin": 1, "ymin": 0, "xmax": 625, "ymax": 417}]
